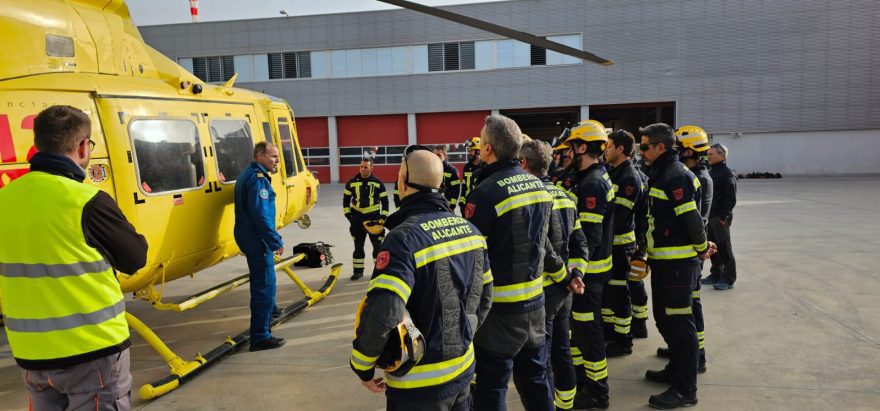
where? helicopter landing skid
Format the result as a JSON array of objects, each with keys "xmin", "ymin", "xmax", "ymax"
[{"xmin": 127, "ymin": 257, "xmax": 341, "ymax": 401}]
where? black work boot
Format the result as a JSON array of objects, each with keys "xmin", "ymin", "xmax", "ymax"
[
  {"xmin": 573, "ymin": 390, "xmax": 609, "ymax": 410},
  {"xmin": 700, "ymin": 273, "xmax": 719, "ymax": 285},
  {"xmin": 632, "ymin": 319, "xmax": 649, "ymax": 338},
  {"xmin": 249, "ymin": 336, "xmax": 286, "ymax": 352},
  {"xmin": 645, "ymin": 366, "xmax": 671, "ymax": 384},
  {"xmin": 605, "ymin": 341, "xmax": 632, "ymax": 358},
  {"xmin": 350, "ymin": 271, "xmax": 364, "ymax": 281},
  {"xmin": 648, "ymin": 387, "xmax": 697, "ymax": 409},
  {"xmin": 656, "ymin": 347, "xmax": 671, "ymax": 358}
]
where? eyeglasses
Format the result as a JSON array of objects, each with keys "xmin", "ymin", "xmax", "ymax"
[
  {"xmin": 83, "ymin": 138, "xmax": 95, "ymax": 151},
  {"xmin": 401, "ymin": 145, "xmax": 440, "ymax": 192},
  {"xmin": 639, "ymin": 143, "xmax": 654, "ymax": 152}
]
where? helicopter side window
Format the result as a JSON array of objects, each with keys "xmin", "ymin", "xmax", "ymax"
[
  {"xmin": 129, "ymin": 119, "xmax": 205, "ymax": 194},
  {"xmin": 277, "ymin": 123, "xmax": 298, "ymax": 177},
  {"xmin": 209, "ymin": 120, "xmax": 254, "ymax": 183}
]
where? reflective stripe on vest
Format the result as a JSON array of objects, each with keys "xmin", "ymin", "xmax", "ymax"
[
  {"xmin": 0, "ymin": 172, "xmax": 129, "ymax": 361},
  {"xmin": 613, "ymin": 230, "xmax": 636, "ymax": 245},
  {"xmin": 492, "ymin": 276, "xmax": 543, "ymax": 303},
  {"xmin": 385, "ymin": 343, "xmax": 474, "ymax": 389},
  {"xmin": 585, "ymin": 255, "xmax": 613, "ymax": 274}
]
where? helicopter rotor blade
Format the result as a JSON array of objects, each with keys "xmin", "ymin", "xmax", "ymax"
[{"xmin": 377, "ymin": 0, "xmax": 613, "ymax": 66}]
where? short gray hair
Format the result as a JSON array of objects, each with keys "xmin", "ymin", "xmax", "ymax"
[
  {"xmin": 711, "ymin": 143, "xmax": 729, "ymax": 157},
  {"xmin": 483, "ymin": 114, "xmax": 522, "ymax": 162},
  {"xmin": 520, "ymin": 140, "xmax": 553, "ymax": 175}
]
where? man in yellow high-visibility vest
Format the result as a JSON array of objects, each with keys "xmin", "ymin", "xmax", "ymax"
[{"xmin": 0, "ymin": 105, "xmax": 148, "ymax": 411}]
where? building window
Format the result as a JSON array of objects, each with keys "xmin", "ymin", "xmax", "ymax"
[
  {"xmin": 129, "ymin": 119, "xmax": 205, "ymax": 194},
  {"xmin": 209, "ymin": 119, "xmax": 254, "ymax": 183},
  {"xmin": 268, "ymin": 51, "xmax": 312, "ymax": 79},
  {"xmin": 530, "ymin": 45, "xmax": 546, "ymax": 66},
  {"xmin": 303, "ymin": 147, "xmax": 330, "ymax": 167},
  {"xmin": 192, "ymin": 56, "xmax": 234, "ymax": 83},
  {"xmin": 339, "ymin": 145, "xmax": 407, "ymax": 166},
  {"xmin": 428, "ymin": 41, "xmax": 475, "ymax": 72}
]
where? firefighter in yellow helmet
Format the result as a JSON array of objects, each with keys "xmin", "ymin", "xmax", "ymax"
[
  {"xmin": 565, "ymin": 120, "xmax": 615, "ymax": 409},
  {"xmin": 350, "ymin": 148, "xmax": 492, "ymax": 409},
  {"xmin": 0, "ymin": 106, "xmax": 148, "ymax": 410},
  {"xmin": 653, "ymin": 125, "xmax": 714, "ymax": 372},
  {"xmin": 459, "ymin": 136, "xmax": 483, "ymax": 210}
]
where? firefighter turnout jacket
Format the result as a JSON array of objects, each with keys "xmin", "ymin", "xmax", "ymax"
[
  {"xmin": 571, "ymin": 163, "xmax": 616, "ymax": 281},
  {"xmin": 343, "ymin": 174, "xmax": 389, "ymax": 218},
  {"xmin": 690, "ymin": 164, "xmax": 713, "ymax": 225},
  {"xmin": 646, "ymin": 151, "xmax": 710, "ymax": 261},
  {"xmin": 609, "ymin": 160, "xmax": 644, "ymax": 249},
  {"xmin": 542, "ymin": 177, "xmax": 589, "ymax": 290},
  {"xmin": 441, "ymin": 160, "xmax": 462, "ymax": 210},
  {"xmin": 350, "ymin": 191, "xmax": 492, "ymax": 402},
  {"xmin": 459, "ymin": 161, "xmax": 483, "ymax": 206}
]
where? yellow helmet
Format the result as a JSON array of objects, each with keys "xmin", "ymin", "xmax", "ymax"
[
  {"xmin": 354, "ymin": 299, "xmax": 425, "ymax": 377},
  {"xmin": 565, "ymin": 120, "xmax": 608, "ymax": 151},
  {"xmin": 553, "ymin": 128, "xmax": 572, "ymax": 150},
  {"xmin": 675, "ymin": 125, "xmax": 710, "ymax": 152},
  {"xmin": 363, "ymin": 219, "xmax": 385, "ymax": 235},
  {"xmin": 464, "ymin": 137, "xmax": 481, "ymax": 150}
]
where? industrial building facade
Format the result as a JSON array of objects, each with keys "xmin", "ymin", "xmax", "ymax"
[{"xmin": 140, "ymin": 0, "xmax": 879, "ymax": 182}]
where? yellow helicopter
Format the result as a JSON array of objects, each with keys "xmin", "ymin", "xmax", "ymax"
[
  {"xmin": 0, "ymin": 0, "xmax": 612, "ymax": 401},
  {"xmin": 0, "ymin": 0, "xmax": 337, "ymax": 400}
]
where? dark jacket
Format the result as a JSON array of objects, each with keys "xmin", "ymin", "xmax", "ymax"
[
  {"xmin": 459, "ymin": 161, "xmax": 483, "ymax": 206},
  {"xmin": 343, "ymin": 173, "xmax": 389, "ymax": 218},
  {"xmin": 350, "ymin": 191, "xmax": 492, "ymax": 401},
  {"xmin": 441, "ymin": 160, "xmax": 462, "ymax": 210},
  {"xmin": 709, "ymin": 161, "xmax": 737, "ymax": 223},
  {"xmin": 609, "ymin": 159, "xmax": 644, "ymax": 249},
  {"xmin": 645, "ymin": 151, "xmax": 709, "ymax": 262},
  {"xmin": 542, "ymin": 177, "xmax": 589, "ymax": 294},
  {"xmin": 571, "ymin": 162, "xmax": 615, "ymax": 282},
  {"xmin": 465, "ymin": 160, "xmax": 562, "ymax": 314},
  {"xmin": 690, "ymin": 164, "xmax": 714, "ymax": 226}
]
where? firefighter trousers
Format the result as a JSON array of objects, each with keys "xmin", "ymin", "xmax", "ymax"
[
  {"xmin": 650, "ymin": 260, "xmax": 700, "ymax": 397},
  {"xmin": 544, "ymin": 289, "xmax": 576, "ymax": 410},
  {"xmin": 602, "ymin": 245, "xmax": 636, "ymax": 347},
  {"xmin": 349, "ymin": 212, "xmax": 383, "ymax": 274},
  {"xmin": 570, "ymin": 277, "xmax": 609, "ymax": 402},
  {"xmin": 708, "ymin": 218, "xmax": 737, "ymax": 284}
]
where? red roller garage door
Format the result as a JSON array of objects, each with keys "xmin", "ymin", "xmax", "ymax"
[{"xmin": 338, "ymin": 114, "xmax": 408, "ymax": 183}]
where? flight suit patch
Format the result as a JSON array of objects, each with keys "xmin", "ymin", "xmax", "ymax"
[{"xmin": 259, "ymin": 188, "xmax": 269, "ymax": 199}]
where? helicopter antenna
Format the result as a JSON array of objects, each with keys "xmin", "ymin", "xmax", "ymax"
[{"xmin": 376, "ymin": 0, "xmax": 613, "ymax": 65}]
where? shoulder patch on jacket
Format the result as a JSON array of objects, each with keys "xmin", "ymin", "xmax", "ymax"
[
  {"xmin": 673, "ymin": 188, "xmax": 684, "ymax": 201},
  {"xmin": 586, "ymin": 197, "xmax": 597, "ymax": 209},
  {"xmin": 259, "ymin": 188, "xmax": 269, "ymax": 199},
  {"xmin": 375, "ymin": 251, "xmax": 390, "ymax": 270},
  {"xmin": 625, "ymin": 185, "xmax": 635, "ymax": 196},
  {"xmin": 464, "ymin": 203, "xmax": 476, "ymax": 219}
]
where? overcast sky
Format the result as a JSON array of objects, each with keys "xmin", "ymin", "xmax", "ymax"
[{"xmin": 127, "ymin": 0, "xmax": 505, "ymax": 26}]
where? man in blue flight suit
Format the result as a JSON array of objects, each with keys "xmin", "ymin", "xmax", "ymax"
[
  {"xmin": 234, "ymin": 142, "xmax": 286, "ymax": 352},
  {"xmin": 465, "ymin": 115, "xmax": 563, "ymax": 411},
  {"xmin": 350, "ymin": 148, "xmax": 493, "ymax": 410},
  {"xmin": 639, "ymin": 123, "xmax": 715, "ymax": 408},
  {"xmin": 520, "ymin": 139, "xmax": 588, "ymax": 411},
  {"xmin": 343, "ymin": 158, "xmax": 390, "ymax": 280}
]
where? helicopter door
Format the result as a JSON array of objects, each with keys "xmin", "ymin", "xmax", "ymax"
[{"xmin": 271, "ymin": 109, "xmax": 307, "ymax": 226}]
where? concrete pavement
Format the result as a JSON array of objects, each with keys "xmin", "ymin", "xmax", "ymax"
[{"xmin": 1, "ymin": 176, "xmax": 879, "ymax": 410}]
